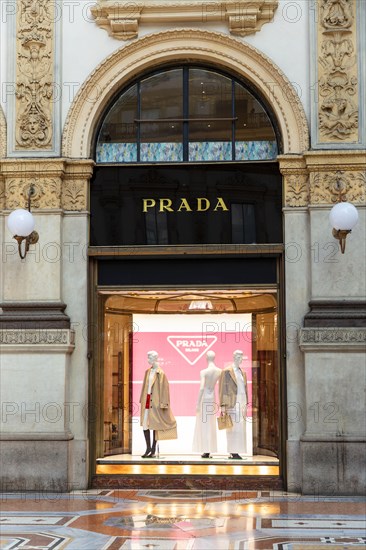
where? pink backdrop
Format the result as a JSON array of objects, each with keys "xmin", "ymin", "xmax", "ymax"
[{"xmin": 132, "ymin": 317, "xmax": 252, "ymax": 418}]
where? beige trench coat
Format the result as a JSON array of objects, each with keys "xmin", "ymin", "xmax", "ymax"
[
  {"xmin": 139, "ymin": 367, "xmax": 177, "ymax": 431},
  {"xmin": 219, "ymin": 366, "xmax": 248, "ymax": 409}
]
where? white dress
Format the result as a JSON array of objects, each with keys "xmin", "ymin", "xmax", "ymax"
[
  {"xmin": 226, "ymin": 366, "xmax": 247, "ymax": 454},
  {"xmin": 192, "ymin": 365, "xmax": 221, "ymax": 453}
]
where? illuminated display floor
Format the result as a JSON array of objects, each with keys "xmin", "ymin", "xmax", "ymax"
[{"xmin": 97, "ymin": 454, "xmax": 279, "ymax": 476}]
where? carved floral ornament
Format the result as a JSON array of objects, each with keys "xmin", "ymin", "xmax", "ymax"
[
  {"xmin": 15, "ymin": 0, "xmax": 54, "ymax": 150},
  {"xmin": 279, "ymin": 154, "xmax": 366, "ymax": 207},
  {"xmin": 317, "ymin": 0, "xmax": 359, "ymax": 142},
  {"xmin": 91, "ymin": 0, "xmax": 279, "ymax": 40},
  {"xmin": 0, "ymin": 160, "xmax": 94, "ymax": 211}
]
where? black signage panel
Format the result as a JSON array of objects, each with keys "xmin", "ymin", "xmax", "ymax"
[
  {"xmin": 90, "ymin": 163, "xmax": 282, "ymax": 246},
  {"xmin": 98, "ymin": 257, "xmax": 277, "ymax": 286}
]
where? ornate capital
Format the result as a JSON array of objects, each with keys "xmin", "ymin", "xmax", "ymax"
[
  {"xmin": 91, "ymin": 0, "xmax": 278, "ymax": 40},
  {"xmin": 279, "ymin": 151, "xmax": 366, "ymax": 206},
  {"xmin": 0, "ymin": 159, "xmax": 94, "ymax": 211},
  {"xmin": 278, "ymin": 155, "xmax": 309, "ymax": 207},
  {"xmin": 15, "ymin": 0, "xmax": 55, "ymax": 151}
]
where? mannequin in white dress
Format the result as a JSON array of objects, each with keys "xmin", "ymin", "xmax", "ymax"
[
  {"xmin": 192, "ymin": 350, "xmax": 221, "ymax": 458},
  {"xmin": 219, "ymin": 349, "xmax": 248, "ymax": 460}
]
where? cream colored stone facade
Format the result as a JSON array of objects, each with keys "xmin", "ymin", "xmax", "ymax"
[{"xmin": 0, "ymin": 1, "xmax": 365, "ymax": 494}]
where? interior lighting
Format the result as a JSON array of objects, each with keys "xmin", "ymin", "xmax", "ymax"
[{"xmin": 188, "ymin": 300, "xmax": 213, "ymax": 310}]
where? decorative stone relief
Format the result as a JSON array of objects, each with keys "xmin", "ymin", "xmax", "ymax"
[
  {"xmin": 0, "ymin": 329, "xmax": 74, "ymax": 346},
  {"xmin": 0, "ymin": 177, "xmax": 5, "ymax": 209},
  {"xmin": 6, "ymin": 178, "xmax": 61, "ymax": 210},
  {"xmin": 300, "ymin": 328, "xmax": 366, "ymax": 350},
  {"xmin": 317, "ymin": 0, "xmax": 359, "ymax": 142},
  {"xmin": 0, "ymin": 159, "xmax": 93, "ymax": 211},
  {"xmin": 311, "ymin": 170, "xmax": 366, "ymax": 204},
  {"xmin": 62, "ymin": 180, "xmax": 88, "ymax": 211},
  {"xmin": 91, "ymin": 0, "xmax": 279, "ymax": 40},
  {"xmin": 284, "ymin": 174, "xmax": 309, "ymax": 207},
  {"xmin": 15, "ymin": 0, "xmax": 54, "ymax": 150}
]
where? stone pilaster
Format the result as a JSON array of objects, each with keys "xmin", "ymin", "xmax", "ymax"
[
  {"xmin": 8, "ymin": 0, "xmax": 61, "ymax": 156},
  {"xmin": 310, "ymin": 0, "xmax": 366, "ymax": 149}
]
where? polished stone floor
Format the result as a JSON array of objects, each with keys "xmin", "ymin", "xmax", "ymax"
[{"xmin": 0, "ymin": 489, "xmax": 365, "ymax": 549}]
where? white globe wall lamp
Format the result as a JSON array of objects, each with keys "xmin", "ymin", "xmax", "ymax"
[
  {"xmin": 7, "ymin": 185, "xmax": 39, "ymax": 259},
  {"xmin": 329, "ymin": 191, "xmax": 358, "ymax": 254}
]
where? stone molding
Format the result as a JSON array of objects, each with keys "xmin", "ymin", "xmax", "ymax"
[
  {"xmin": 0, "ymin": 329, "xmax": 75, "ymax": 354},
  {"xmin": 62, "ymin": 29, "xmax": 309, "ymax": 158},
  {"xmin": 15, "ymin": 0, "xmax": 55, "ymax": 151},
  {"xmin": 0, "ymin": 432, "xmax": 74, "ymax": 441},
  {"xmin": 279, "ymin": 151, "xmax": 366, "ymax": 206},
  {"xmin": 0, "ymin": 159, "xmax": 94, "ymax": 211},
  {"xmin": 0, "ymin": 302, "xmax": 71, "ymax": 329},
  {"xmin": 91, "ymin": 0, "xmax": 278, "ymax": 40},
  {"xmin": 299, "ymin": 327, "xmax": 366, "ymax": 351},
  {"xmin": 0, "ymin": 106, "xmax": 6, "ymax": 158},
  {"xmin": 304, "ymin": 300, "xmax": 366, "ymax": 328},
  {"xmin": 314, "ymin": 0, "xmax": 360, "ymax": 144}
]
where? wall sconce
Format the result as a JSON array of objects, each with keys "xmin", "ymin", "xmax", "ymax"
[
  {"xmin": 7, "ymin": 185, "xmax": 39, "ymax": 259},
  {"xmin": 329, "ymin": 201, "xmax": 358, "ymax": 254}
]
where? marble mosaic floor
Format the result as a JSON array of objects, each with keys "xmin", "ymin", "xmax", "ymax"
[{"xmin": 0, "ymin": 489, "xmax": 365, "ymax": 549}]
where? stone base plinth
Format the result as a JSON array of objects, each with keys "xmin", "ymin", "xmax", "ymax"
[
  {"xmin": 0, "ymin": 433, "xmax": 74, "ymax": 492},
  {"xmin": 301, "ymin": 436, "xmax": 366, "ymax": 496}
]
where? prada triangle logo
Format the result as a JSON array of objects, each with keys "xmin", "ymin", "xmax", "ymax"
[{"xmin": 167, "ymin": 335, "xmax": 217, "ymax": 365}]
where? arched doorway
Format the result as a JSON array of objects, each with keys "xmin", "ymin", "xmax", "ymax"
[{"xmin": 62, "ymin": 30, "xmax": 309, "ymax": 489}]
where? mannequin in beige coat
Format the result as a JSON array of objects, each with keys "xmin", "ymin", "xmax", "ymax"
[
  {"xmin": 219, "ymin": 349, "xmax": 249, "ymax": 460},
  {"xmin": 139, "ymin": 350, "xmax": 176, "ymax": 458}
]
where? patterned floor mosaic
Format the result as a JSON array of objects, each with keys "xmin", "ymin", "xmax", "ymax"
[{"xmin": 0, "ymin": 490, "xmax": 365, "ymax": 549}]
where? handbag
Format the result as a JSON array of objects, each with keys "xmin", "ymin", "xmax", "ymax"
[
  {"xmin": 217, "ymin": 412, "xmax": 233, "ymax": 430},
  {"xmin": 156, "ymin": 424, "xmax": 178, "ymax": 440}
]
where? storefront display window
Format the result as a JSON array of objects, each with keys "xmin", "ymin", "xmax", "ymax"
[{"xmin": 101, "ymin": 290, "xmax": 279, "ymax": 464}]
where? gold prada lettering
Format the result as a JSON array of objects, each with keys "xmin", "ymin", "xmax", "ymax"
[
  {"xmin": 142, "ymin": 198, "xmax": 156, "ymax": 212},
  {"xmin": 142, "ymin": 197, "xmax": 229, "ymax": 212},
  {"xmin": 177, "ymin": 198, "xmax": 192, "ymax": 212},
  {"xmin": 159, "ymin": 198, "xmax": 174, "ymax": 212},
  {"xmin": 214, "ymin": 197, "xmax": 229, "ymax": 211},
  {"xmin": 197, "ymin": 198, "xmax": 210, "ymax": 211}
]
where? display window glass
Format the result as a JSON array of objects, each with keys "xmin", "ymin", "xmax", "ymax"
[{"xmin": 101, "ymin": 289, "xmax": 279, "ymax": 466}]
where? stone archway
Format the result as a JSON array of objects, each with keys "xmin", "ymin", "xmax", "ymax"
[{"xmin": 62, "ymin": 29, "xmax": 309, "ymax": 158}]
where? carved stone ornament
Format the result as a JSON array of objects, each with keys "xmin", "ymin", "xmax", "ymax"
[
  {"xmin": 300, "ymin": 327, "xmax": 366, "ymax": 351},
  {"xmin": 0, "ymin": 329, "xmax": 75, "ymax": 354},
  {"xmin": 15, "ymin": 0, "xmax": 54, "ymax": 150},
  {"xmin": 284, "ymin": 174, "xmax": 309, "ymax": 207},
  {"xmin": 317, "ymin": 0, "xmax": 359, "ymax": 142},
  {"xmin": 91, "ymin": 0, "xmax": 279, "ymax": 40},
  {"xmin": 0, "ymin": 329, "xmax": 73, "ymax": 345},
  {"xmin": 0, "ymin": 159, "xmax": 94, "ymax": 211},
  {"xmin": 311, "ymin": 170, "xmax": 366, "ymax": 205}
]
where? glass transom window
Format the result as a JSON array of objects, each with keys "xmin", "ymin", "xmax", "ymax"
[{"xmin": 96, "ymin": 67, "xmax": 278, "ymax": 163}]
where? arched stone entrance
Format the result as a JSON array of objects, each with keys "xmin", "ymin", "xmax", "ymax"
[{"xmin": 62, "ymin": 29, "xmax": 309, "ymax": 158}]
